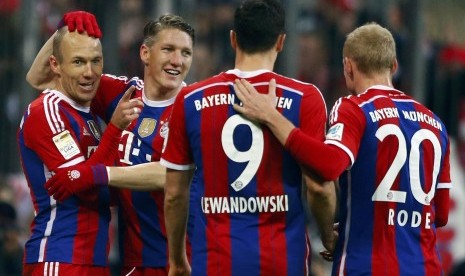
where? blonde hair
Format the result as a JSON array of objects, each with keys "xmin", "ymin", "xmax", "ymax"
[
  {"xmin": 52, "ymin": 27, "xmax": 67, "ymax": 63},
  {"xmin": 343, "ymin": 22, "xmax": 396, "ymax": 75}
]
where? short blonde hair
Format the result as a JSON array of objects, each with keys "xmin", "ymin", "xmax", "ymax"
[
  {"xmin": 343, "ymin": 22, "xmax": 396, "ymax": 75},
  {"xmin": 52, "ymin": 27, "xmax": 67, "ymax": 63}
]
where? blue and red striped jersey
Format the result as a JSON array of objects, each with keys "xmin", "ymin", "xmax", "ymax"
[
  {"xmin": 93, "ymin": 74, "xmax": 172, "ymax": 267},
  {"xmin": 161, "ymin": 69, "xmax": 327, "ymax": 275},
  {"xmin": 18, "ymin": 89, "xmax": 111, "ymax": 266},
  {"xmin": 326, "ymin": 85, "xmax": 451, "ymax": 275}
]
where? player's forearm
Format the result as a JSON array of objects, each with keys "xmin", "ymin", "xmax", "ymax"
[
  {"xmin": 261, "ymin": 109, "xmax": 296, "ymax": 146},
  {"xmin": 434, "ymin": 188, "xmax": 450, "ymax": 227},
  {"xmin": 164, "ymin": 169, "xmax": 193, "ymax": 266},
  {"xmin": 26, "ymin": 31, "xmax": 56, "ymax": 91},
  {"xmin": 306, "ymin": 177, "xmax": 337, "ymax": 252},
  {"xmin": 108, "ymin": 162, "xmax": 166, "ymax": 190},
  {"xmin": 87, "ymin": 123, "xmax": 122, "ymax": 165}
]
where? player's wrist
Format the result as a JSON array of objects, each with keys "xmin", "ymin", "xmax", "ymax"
[
  {"xmin": 284, "ymin": 128, "xmax": 300, "ymax": 150},
  {"xmin": 90, "ymin": 164, "xmax": 109, "ymax": 186},
  {"xmin": 106, "ymin": 121, "xmax": 125, "ymax": 133},
  {"xmin": 263, "ymin": 108, "xmax": 282, "ymax": 125}
]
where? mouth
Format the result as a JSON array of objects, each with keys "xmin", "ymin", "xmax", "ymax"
[
  {"xmin": 79, "ymin": 82, "xmax": 95, "ymax": 91},
  {"xmin": 164, "ymin": 69, "xmax": 181, "ymax": 76}
]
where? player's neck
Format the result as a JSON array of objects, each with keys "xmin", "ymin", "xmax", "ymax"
[
  {"xmin": 234, "ymin": 50, "xmax": 276, "ymax": 72},
  {"xmin": 143, "ymin": 77, "xmax": 180, "ymax": 101},
  {"xmin": 354, "ymin": 73, "xmax": 393, "ymax": 94}
]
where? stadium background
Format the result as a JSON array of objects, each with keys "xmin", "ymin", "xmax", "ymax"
[{"xmin": 0, "ymin": 0, "xmax": 464, "ymax": 275}]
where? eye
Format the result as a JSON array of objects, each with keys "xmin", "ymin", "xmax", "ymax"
[
  {"xmin": 92, "ymin": 58, "xmax": 102, "ymax": 65},
  {"xmin": 73, "ymin": 60, "xmax": 83, "ymax": 65},
  {"xmin": 182, "ymin": 50, "xmax": 192, "ymax": 57}
]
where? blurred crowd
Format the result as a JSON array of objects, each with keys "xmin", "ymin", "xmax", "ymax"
[{"xmin": 1, "ymin": 0, "xmax": 465, "ymax": 275}]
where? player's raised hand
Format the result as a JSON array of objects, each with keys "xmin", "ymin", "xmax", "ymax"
[
  {"xmin": 57, "ymin": 11, "xmax": 102, "ymax": 38},
  {"xmin": 45, "ymin": 163, "xmax": 108, "ymax": 202},
  {"xmin": 109, "ymin": 85, "xmax": 144, "ymax": 130},
  {"xmin": 233, "ymin": 78, "xmax": 278, "ymax": 123}
]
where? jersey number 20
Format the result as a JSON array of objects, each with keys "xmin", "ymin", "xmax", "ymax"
[{"xmin": 371, "ymin": 124, "xmax": 442, "ymax": 205}]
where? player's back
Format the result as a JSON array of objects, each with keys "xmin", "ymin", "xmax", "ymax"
[
  {"xmin": 166, "ymin": 69, "xmax": 327, "ymax": 275},
  {"xmin": 332, "ymin": 86, "xmax": 450, "ymax": 275}
]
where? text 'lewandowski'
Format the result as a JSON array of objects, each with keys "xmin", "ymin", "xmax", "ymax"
[{"xmin": 201, "ymin": 195, "xmax": 289, "ymax": 214}]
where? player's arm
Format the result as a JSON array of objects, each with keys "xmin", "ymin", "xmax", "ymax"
[
  {"xmin": 45, "ymin": 86, "xmax": 143, "ymax": 201},
  {"xmin": 86, "ymin": 86, "xmax": 143, "ymax": 165},
  {"xmin": 26, "ymin": 32, "xmax": 55, "ymax": 91},
  {"xmin": 233, "ymin": 78, "xmax": 350, "ymax": 180},
  {"xmin": 108, "ymin": 162, "xmax": 166, "ymax": 190},
  {"xmin": 47, "ymin": 162, "xmax": 166, "ymax": 201},
  {"xmin": 164, "ymin": 168, "xmax": 194, "ymax": 275},
  {"xmin": 233, "ymin": 79, "xmax": 293, "ymax": 145},
  {"xmin": 304, "ymin": 174, "xmax": 337, "ymax": 252},
  {"xmin": 433, "ymin": 140, "xmax": 452, "ymax": 227},
  {"xmin": 26, "ymin": 11, "xmax": 102, "ymax": 91},
  {"xmin": 433, "ymin": 188, "xmax": 449, "ymax": 227}
]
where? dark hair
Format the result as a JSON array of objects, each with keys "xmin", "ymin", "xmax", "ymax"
[
  {"xmin": 233, "ymin": 0, "xmax": 285, "ymax": 54},
  {"xmin": 143, "ymin": 14, "xmax": 195, "ymax": 47}
]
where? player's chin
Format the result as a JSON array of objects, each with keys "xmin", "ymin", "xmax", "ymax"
[
  {"xmin": 84, "ymin": 90, "xmax": 98, "ymax": 99},
  {"xmin": 77, "ymin": 93, "xmax": 97, "ymax": 106},
  {"xmin": 164, "ymin": 79, "xmax": 183, "ymax": 90}
]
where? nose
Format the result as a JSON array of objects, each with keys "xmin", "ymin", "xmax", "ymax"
[
  {"xmin": 170, "ymin": 51, "xmax": 182, "ymax": 66},
  {"xmin": 82, "ymin": 62, "xmax": 95, "ymax": 78}
]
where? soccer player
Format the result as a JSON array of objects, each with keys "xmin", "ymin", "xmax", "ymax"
[
  {"xmin": 160, "ymin": 0, "xmax": 336, "ymax": 275},
  {"xmin": 92, "ymin": 15, "xmax": 194, "ymax": 276},
  {"xmin": 18, "ymin": 13, "xmax": 142, "ymax": 276},
  {"xmin": 27, "ymin": 13, "xmax": 195, "ymax": 276},
  {"xmin": 233, "ymin": 22, "xmax": 451, "ymax": 275}
]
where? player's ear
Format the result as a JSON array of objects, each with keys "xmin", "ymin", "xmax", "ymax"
[
  {"xmin": 343, "ymin": 57, "xmax": 353, "ymax": 79},
  {"xmin": 391, "ymin": 58, "xmax": 398, "ymax": 75},
  {"xmin": 50, "ymin": 55, "xmax": 60, "ymax": 74},
  {"xmin": 140, "ymin": 44, "xmax": 150, "ymax": 67},
  {"xmin": 230, "ymin": 30, "xmax": 237, "ymax": 51},
  {"xmin": 276, "ymin": 33, "xmax": 286, "ymax": 52}
]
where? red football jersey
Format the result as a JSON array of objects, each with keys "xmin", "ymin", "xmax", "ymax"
[
  {"xmin": 18, "ymin": 89, "xmax": 111, "ymax": 266},
  {"xmin": 161, "ymin": 69, "xmax": 327, "ymax": 275}
]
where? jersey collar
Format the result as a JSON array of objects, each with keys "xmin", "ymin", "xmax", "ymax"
[{"xmin": 44, "ymin": 89, "xmax": 91, "ymax": 113}]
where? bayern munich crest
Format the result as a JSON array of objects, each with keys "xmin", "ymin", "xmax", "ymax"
[{"xmin": 68, "ymin": 170, "xmax": 81, "ymax": 180}]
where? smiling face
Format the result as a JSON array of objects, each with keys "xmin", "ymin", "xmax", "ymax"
[
  {"xmin": 51, "ymin": 30, "xmax": 103, "ymax": 106},
  {"xmin": 141, "ymin": 28, "xmax": 193, "ymax": 97}
]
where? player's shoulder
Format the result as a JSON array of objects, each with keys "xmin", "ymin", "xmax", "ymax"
[
  {"xmin": 350, "ymin": 85, "xmax": 406, "ymax": 105},
  {"xmin": 180, "ymin": 73, "xmax": 228, "ymax": 96},
  {"xmin": 28, "ymin": 90, "xmax": 63, "ymax": 113},
  {"xmin": 272, "ymin": 73, "xmax": 320, "ymax": 91},
  {"xmin": 100, "ymin": 74, "xmax": 144, "ymax": 90},
  {"xmin": 270, "ymin": 73, "xmax": 325, "ymax": 106},
  {"xmin": 23, "ymin": 90, "xmax": 65, "ymax": 128}
]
